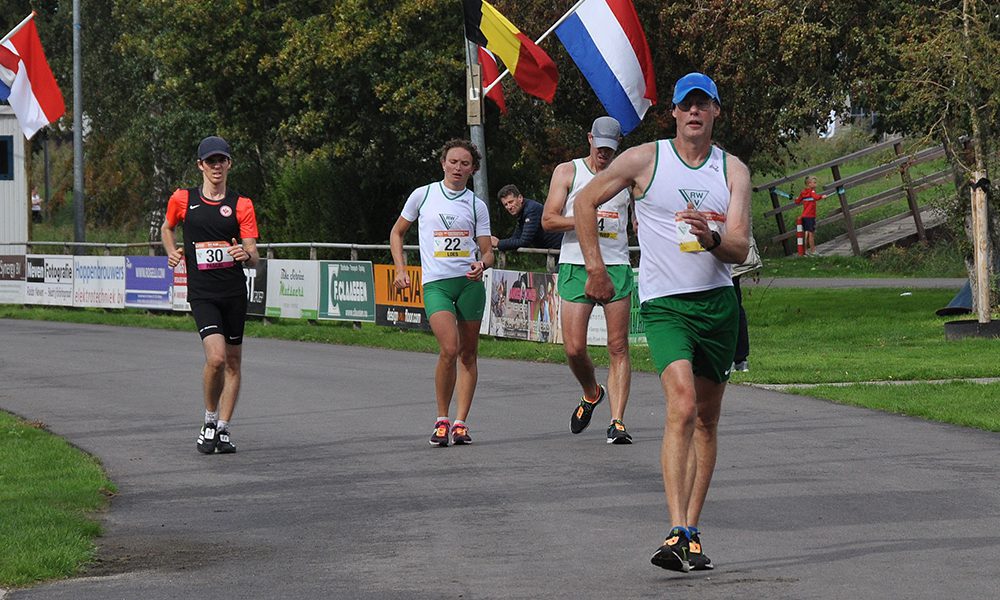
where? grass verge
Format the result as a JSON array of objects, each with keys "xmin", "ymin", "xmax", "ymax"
[{"xmin": 0, "ymin": 412, "xmax": 117, "ymax": 587}]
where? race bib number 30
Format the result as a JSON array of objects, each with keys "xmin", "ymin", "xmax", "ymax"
[
  {"xmin": 677, "ymin": 212, "xmax": 726, "ymax": 252},
  {"xmin": 433, "ymin": 230, "xmax": 473, "ymax": 258},
  {"xmin": 195, "ymin": 241, "xmax": 236, "ymax": 270}
]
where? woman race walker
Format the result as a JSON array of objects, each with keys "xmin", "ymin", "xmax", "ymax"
[{"xmin": 389, "ymin": 139, "xmax": 493, "ymax": 446}]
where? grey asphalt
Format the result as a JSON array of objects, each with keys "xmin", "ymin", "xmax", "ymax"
[{"xmin": 2, "ymin": 319, "xmax": 998, "ymax": 599}]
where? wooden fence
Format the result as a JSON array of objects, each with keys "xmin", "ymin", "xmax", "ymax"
[{"xmin": 755, "ymin": 137, "xmax": 960, "ymax": 256}]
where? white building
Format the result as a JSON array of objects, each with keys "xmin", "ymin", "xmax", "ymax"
[{"xmin": 0, "ymin": 104, "xmax": 27, "ymax": 255}]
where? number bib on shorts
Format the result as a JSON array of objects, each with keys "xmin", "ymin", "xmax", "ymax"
[
  {"xmin": 433, "ymin": 229, "xmax": 474, "ymax": 258},
  {"xmin": 195, "ymin": 241, "xmax": 235, "ymax": 270}
]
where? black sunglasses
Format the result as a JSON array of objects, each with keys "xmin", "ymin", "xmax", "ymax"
[{"xmin": 202, "ymin": 155, "xmax": 229, "ymax": 165}]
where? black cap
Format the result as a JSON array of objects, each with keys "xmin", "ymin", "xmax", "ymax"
[{"xmin": 197, "ymin": 136, "xmax": 232, "ymax": 161}]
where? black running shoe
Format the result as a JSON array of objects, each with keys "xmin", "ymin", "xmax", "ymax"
[
  {"xmin": 570, "ymin": 385, "xmax": 606, "ymax": 434},
  {"xmin": 688, "ymin": 527, "xmax": 714, "ymax": 570},
  {"xmin": 216, "ymin": 428, "xmax": 236, "ymax": 454},
  {"xmin": 451, "ymin": 423, "xmax": 472, "ymax": 445},
  {"xmin": 651, "ymin": 527, "xmax": 691, "ymax": 572},
  {"xmin": 429, "ymin": 419, "xmax": 450, "ymax": 447},
  {"xmin": 606, "ymin": 419, "xmax": 633, "ymax": 444},
  {"xmin": 197, "ymin": 422, "xmax": 218, "ymax": 454}
]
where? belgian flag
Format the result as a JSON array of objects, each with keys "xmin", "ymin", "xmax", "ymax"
[{"xmin": 463, "ymin": 0, "xmax": 559, "ymax": 103}]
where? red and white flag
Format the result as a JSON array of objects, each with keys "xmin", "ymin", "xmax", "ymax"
[
  {"xmin": 0, "ymin": 14, "xmax": 66, "ymax": 139},
  {"xmin": 477, "ymin": 46, "xmax": 507, "ymax": 115}
]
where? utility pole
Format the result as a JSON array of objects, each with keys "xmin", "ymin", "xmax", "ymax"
[
  {"xmin": 464, "ymin": 39, "xmax": 488, "ymax": 199},
  {"xmin": 72, "ymin": 0, "xmax": 84, "ymax": 248}
]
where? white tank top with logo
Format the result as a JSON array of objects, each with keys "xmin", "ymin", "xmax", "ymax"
[
  {"xmin": 558, "ymin": 158, "xmax": 631, "ymax": 266},
  {"xmin": 634, "ymin": 140, "xmax": 732, "ymax": 303},
  {"xmin": 400, "ymin": 182, "xmax": 491, "ymax": 284}
]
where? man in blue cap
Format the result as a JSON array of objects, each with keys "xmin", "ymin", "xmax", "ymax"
[{"xmin": 571, "ymin": 73, "xmax": 751, "ymax": 572}]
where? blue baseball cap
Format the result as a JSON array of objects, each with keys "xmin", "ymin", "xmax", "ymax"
[{"xmin": 672, "ymin": 72, "xmax": 721, "ymax": 106}]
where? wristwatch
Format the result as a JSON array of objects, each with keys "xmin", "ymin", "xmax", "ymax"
[{"xmin": 705, "ymin": 231, "xmax": 721, "ymax": 251}]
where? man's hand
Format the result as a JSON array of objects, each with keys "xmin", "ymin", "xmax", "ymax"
[
  {"xmin": 490, "ymin": 235, "xmax": 500, "ymax": 249},
  {"xmin": 227, "ymin": 238, "xmax": 250, "ymax": 262},
  {"xmin": 676, "ymin": 202, "xmax": 715, "ymax": 250},
  {"xmin": 166, "ymin": 247, "xmax": 184, "ymax": 268},
  {"xmin": 584, "ymin": 270, "xmax": 615, "ymax": 304}
]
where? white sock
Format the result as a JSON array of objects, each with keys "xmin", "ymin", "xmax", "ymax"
[
  {"xmin": 453, "ymin": 419, "xmax": 466, "ymax": 427},
  {"xmin": 205, "ymin": 411, "xmax": 218, "ymax": 425},
  {"xmin": 217, "ymin": 420, "xmax": 229, "ymax": 432},
  {"xmin": 436, "ymin": 417, "xmax": 450, "ymax": 424}
]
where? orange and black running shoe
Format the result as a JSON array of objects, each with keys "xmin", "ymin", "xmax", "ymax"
[
  {"xmin": 429, "ymin": 419, "xmax": 450, "ymax": 447},
  {"xmin": 570, "ymin": 385, "xmax": 606, "ymax": 434},
  {"xmin": 651, "ymin": 527, "xmax": 691, "ymax": 572},
  {"xmin": 688, "ymin": 527, "xmax": 714, "ymax": 570},
  {"xmin": 451, "ymin": 423, "xmax": 472, "ymax": 445}
]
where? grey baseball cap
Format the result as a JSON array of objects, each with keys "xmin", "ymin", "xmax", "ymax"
[
  {"xmin": 197, "ymin": 136, "xmax": 232, "ymax": 160},
  {"xmin": 590, "ymin": 116, "xmax": 621, "ymax": 150}
]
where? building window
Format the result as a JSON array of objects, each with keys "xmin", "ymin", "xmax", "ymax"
[{"xmin": 0, "ymin": 136, "xmax": 13, "ymax": 181}]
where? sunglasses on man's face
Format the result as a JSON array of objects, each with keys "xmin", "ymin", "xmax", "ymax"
[
  {"xmin": 675, "ymin": 98, "xmax": 714, "ymax": 112},
  {"xmin": 202, "ymin": 156, "xmax": 229, "ymax": 166}
]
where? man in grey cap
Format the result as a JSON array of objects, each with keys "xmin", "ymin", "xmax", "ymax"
[
  {"xmin": 542, "ymin": 116, "xmax": 634, "ymax": 445},
  {"xmin": 573, "ymin": 72, "xmax": 751, "ymax": 573}
]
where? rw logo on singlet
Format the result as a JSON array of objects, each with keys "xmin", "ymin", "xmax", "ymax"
[
  {"xmin": 679, "ymin": 189, "xmax": 710, "ymax": 208},
  {"xmin": 439, "ymin": 214, "xmax": 459, "ymax": 229}
]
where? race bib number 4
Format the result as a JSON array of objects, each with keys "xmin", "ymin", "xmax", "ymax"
[
  {"xmin": 597, "ymin": 210, "xmax": 621, "ymax": 240},
  {"xmin": 677, "ymin": 212, "xmax": 726, "ymax": 252},
  {"xmin": 433, "ymin": 230, "xmax": 473, "ymax": 258},
  {"xmin": 195, "ymin": 241, "xmax": 236, "ymax": 270}
]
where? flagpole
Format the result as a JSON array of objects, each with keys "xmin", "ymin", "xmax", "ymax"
[
  {"xmin": 483, "ymin": 0, "xmax": 587, "ymax": 96},
  {"xmin": 465, "ymin": 38, "xmax": 489, "ymax": 199},
  {"xmin": 0, "ymin": 11, "xmax": 36, "ymax": 45}
]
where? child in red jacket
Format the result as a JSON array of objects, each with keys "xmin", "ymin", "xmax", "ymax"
[{"xmin": 795, "ymin": 176, "xmax": 827, "ymax": 256}]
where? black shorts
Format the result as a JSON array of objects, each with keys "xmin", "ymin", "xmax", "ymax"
[
  {"xmin": 801, "ymin": 217, "xmax": 816, "ymax": 232},
  {"xmin": 190, "ymin": 295, "xmax": 248, "ymax": 345}
]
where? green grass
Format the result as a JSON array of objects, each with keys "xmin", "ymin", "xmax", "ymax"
[
  {"xmin": 786, "ymin": 382, "xmax": 1000, "ymax": 432},
  {"xmin": 759, "ymin": 245, "xmax": 966, "ymax": 278},
  {"xmin": 0, "ymin": 412, "xmax": 117, "ymax": 587}
]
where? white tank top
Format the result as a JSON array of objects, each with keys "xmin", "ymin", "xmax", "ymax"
[
  {"xmin": 634, "ymin": 140, "xmax": 732, "ymax": 302},
  {"xmin": 400, "ymin": 182, "xmax": 491, "ymax": 284},
  {"xmin": 559, "ymin": 158, "xmax": 631, "ymax": 265}
]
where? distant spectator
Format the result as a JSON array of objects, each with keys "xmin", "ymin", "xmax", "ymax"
[
  {"xmin": 794, "ymin": 175, "xmax": 828, "ymax": 256},
  {"xmin": 491, "ymin": 184, "xmax": 562, "ymax": 252},
  {"xmin": 30, "ymin": 187, "xmax": 43, "ymax": 223}
]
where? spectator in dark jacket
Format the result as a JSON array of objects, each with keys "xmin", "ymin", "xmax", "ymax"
[{"xmin": 491, "ymin": 184, "xmax": 563, "ymax": 251}]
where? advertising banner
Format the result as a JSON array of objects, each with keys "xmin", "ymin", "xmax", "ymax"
[
  {"xmin": 487, "ymin": 269, "xmax": 560, "ymax": 343},
  {"xmin": 73, "ymin": 256, "xmax": 126, "ymax": 308},
  {"xmin": 125, "ymin": 256, "xmax": 172, "ymax": 309},
  {"xmin": 245, "ymin": 258, "xmax": 267, "ymax": 317},
  {"xmin": 319, "ymin": 261, "xmax": 376, "ymax": 322},
  {"xmin": 172, "ymin": 258, "xmax": 190, "ymax": 312},
  {"xmin": 265, "ymin": 259, "xmax": 319, "ymax": 319},
  {"xmin": 25, "ymin": 255, "xmax": 73, "ymax": 306},
  {"xmin": 374, "ymin": 264, "xmax": 429, "ymax": 331},
  {"xmin": 628, "ymin": 267, "xmax": 646, "ymax": 346},
  {"xmin": 0, "ymin": 255, "xmax": 25, "ymax": 304}
]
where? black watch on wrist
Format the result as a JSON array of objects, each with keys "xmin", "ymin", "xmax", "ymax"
[{"xmin": 705, "ymin": 231, "xmax": 721, "ymax": 251}]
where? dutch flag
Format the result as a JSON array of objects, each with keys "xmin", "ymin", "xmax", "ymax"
[{"xmin": 555, "ymin": 0, "xmax": 657, "ymax": 135}]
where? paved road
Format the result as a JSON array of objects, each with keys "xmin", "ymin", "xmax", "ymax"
[{"xmin": 2, "ymin": 320, "xmax": 998, "ymax": 599}]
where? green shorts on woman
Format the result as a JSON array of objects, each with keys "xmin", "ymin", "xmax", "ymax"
[{"xmin": 423, "ymin": 276, "xmax": 486, "ymax": 321}]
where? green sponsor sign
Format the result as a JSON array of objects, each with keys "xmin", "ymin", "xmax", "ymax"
[{"xmin": 319, "ymin": 261, "xmax": 376, "ymax": 322}]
